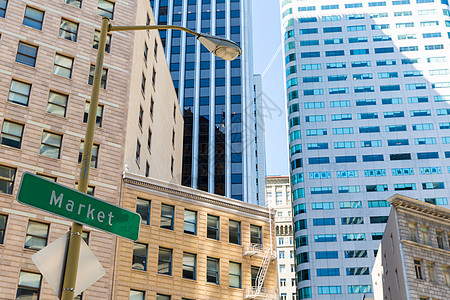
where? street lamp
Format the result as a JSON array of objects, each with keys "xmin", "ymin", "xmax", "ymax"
[{"xmin": 61, "ymin": 17, "xmax": 241, "ymax": 300}]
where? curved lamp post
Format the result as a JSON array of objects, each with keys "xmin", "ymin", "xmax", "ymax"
[{"xmin": 61, "ymin": 17, "xmax": 241, "ymax": 300}]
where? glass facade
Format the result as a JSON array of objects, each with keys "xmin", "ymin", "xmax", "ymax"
[
  {"xmin": 152, "ymin": 0, "xmax": 264, "ymax": 205},
  {"xmin": 281, "ymin": 0, "xmax": 450, "ymax": 298}
]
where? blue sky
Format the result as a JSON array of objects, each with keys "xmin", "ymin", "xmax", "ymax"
[{"xmin": 252, "ymin": 0, "xmax": 289, "ymax": 176}]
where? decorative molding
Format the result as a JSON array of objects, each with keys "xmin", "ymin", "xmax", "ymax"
[
  {"xmin": 388, "ymin": 194, "xmax": 450, "ymax": 221},
  {"xmin": 401, "ymin": 239, "xmax": 450, "ymax": 257},
  {"xmin": 123, "ymin": 172, "xmax": 272, "ymax": 219}
]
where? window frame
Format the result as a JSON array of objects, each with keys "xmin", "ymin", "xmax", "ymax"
[
  {"xmin": 1, "ymin": 120, "xmax": 24, "ymax": 149},
  {"xmin": 23, "ymin": 6, "xmax": 44, "ymax": 30},
  {"xmin": 207, "ymin": 214, "xmax": 219, "ymax": 240},
  {"xmin": 59, "ymin": 18, "xmax": 78, "ymax": 42},
  {"xmin": 16, "ymin": 42, "xmax": 38, "ymax": 67},
  {"xmin": 206, "ymin": 257, "xmax": 219, "ymax": 284},
  {"xmin": 16, "ymin": 271, "xmax": 42, "ymax": 299},
  {"xmin": 182, "ymin": 252, "xmax": 196, "ymax": 280},
  {"xmin": 160, "ymin": 203, "xmax": 174, "ymax": 230},
  {"xmin": 183, "ymin": 209, "xmax": 197, "ymax": 235},
  {"xmin": 97, "ymin": 0, "xmax": 115, "ymax": 19},
  {"xmin": 229, "ymin": 219, "xmax": 241, "ymax": 245},
  {"xmin": 250, "ymin": 224, "xmax": 262, "ymax": 245},
  {"xmin": 24, "ymin": 220, "xmax": 49, "ymax": 251},
  {"xmin": 132, "ymin": 242, "xmax": 147, "ymax": 271},
  {"xmin": 229, "ymin": 261, "xmax": 241, "ymax": 288},
  {"xmin": 53, "ymin": 53, "xmax": 74, "ymax": 78},
  {"xmin": 157, "ymin": 247, "xmax": 172, "ymax": 275},
  {"xmin": 136, "ymin": 198, "xmax": 150, "ymax": 225},
  {"xmin": 40, "ymin": 131, "xmax": 63, "ymax": 159}
]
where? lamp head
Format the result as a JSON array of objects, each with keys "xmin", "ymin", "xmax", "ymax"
[{"xmin": 197, "ymin": 34, "xmax": 242, "ymax": 61}]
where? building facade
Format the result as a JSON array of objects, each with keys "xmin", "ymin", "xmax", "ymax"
[
  {"xmin": 150, "ymin": 0, "xmax": 265, "ymax": 206},
  {"xmin": 114, "ymin": 172, "xmax": 277, "ymax": 300},
  {"xmin": 280, "ymin": 0, "xmax": 450, "ymax": 298},
  {"xmin": 372, "ymin": 194, "xmax": 450, "ymax": 300},
  {"xmin": 266, "ymin": 176, "xmax": 297, "ymax": 300},
  {"xmin": 0, "ymin": 0, "xmax": 182, "ymax": 298}
]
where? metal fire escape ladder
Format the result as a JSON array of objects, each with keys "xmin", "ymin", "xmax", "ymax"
[{"xmin": 255, "ymin": 248, "xmax": 271, "ymax": 295}]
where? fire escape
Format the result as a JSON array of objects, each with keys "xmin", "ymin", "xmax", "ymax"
[{"xmin": 243, "ymin": 211, "xmax": 277, "ymax": 299}]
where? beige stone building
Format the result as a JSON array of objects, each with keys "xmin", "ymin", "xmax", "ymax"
[
  {"xmin": 265, "ymin": 176, "xmax": 296, "ymax": 300},
  {"xmin": 113, "ymin": 172, "xmax": 277, "ymax": 300},
  {"xmin": 0, "ymin": 0, "xmax": 182, "ymax": 299},
  {"xmin": 372, "ymin": 194, "xmax": 450, "ymax": 300}
]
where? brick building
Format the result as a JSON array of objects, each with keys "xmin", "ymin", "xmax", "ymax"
[
  {"xmin": 113, "ymin": 172, "xmax": 277, "ymax": 300},
  {"xmin": 0, "ymin": 0, "xmax": 182, "ymax": 298}
]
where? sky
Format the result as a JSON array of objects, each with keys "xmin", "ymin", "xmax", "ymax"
[{"xmin": 251, "ymin": 0, "xmax": 289, "ymax": 176}]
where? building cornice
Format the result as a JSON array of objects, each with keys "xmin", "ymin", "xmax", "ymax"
[
  {"xmin": 401, "ymin": 239, "xmax": 450, "ymax": 257},
  {"xmin": 388, "ymin": 194, "xmax": 450, "ymax": 222},
  {"xmin": 123, "ymin": 172, "xmax": 272, "ymax": 219}
]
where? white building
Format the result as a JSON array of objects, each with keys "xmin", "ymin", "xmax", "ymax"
[
  {"xmin": 280, "ymin": 0, "xmax": 450, "ymax": 298},
  {"xmin": 266, "ymin": 176, "xmax": 297, "ymax": 300}
]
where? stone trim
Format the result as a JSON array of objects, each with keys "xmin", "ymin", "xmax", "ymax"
[
  {"xmin": 401, "ymin": 239, "xmax": 450, "ymax": 257},
  {"xmin": 123, "ymin": 172, "xmax": 271, "ymax": 218},
  {"xmin": 389, "ymin": 194, "xmax": 450, "ymax": 221}
]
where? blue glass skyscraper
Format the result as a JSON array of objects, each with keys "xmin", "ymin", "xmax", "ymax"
[{"xmin": 151, "ymin": 0, "xmax": 265, "ymax": 205}]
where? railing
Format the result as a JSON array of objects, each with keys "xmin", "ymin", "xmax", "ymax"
[
  {"xmin": 243, "ymin": 243, "xmax": 276, "ymax": 258},
  {"xmin": 244, "ymin": 287, "xmax": 278, "ymax": 299}
]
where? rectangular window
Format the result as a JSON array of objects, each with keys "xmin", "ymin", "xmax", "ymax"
[
  {"xmin": 327, "ymin": 62, "xmax": 346, "ymax": 69},
  {"xmin": 158, "ymin": 247, "xmax": 172, "ymax": 275},
  {"xmin": 251, "ymin": 225, "xmax": 262, "ymax": 245},
  {"xmin": 347, "ymin": 267, "xmax": 369, "ymax": 275},
  {"xmin": 53, "ymin": 54, "xmax": 73, "ymax": 78},
  {"xmin": 98, "ymin": 0, "xmax": 114, "ymax": 19},
  {"xmin": 8, "ymin": 80, "xmax": 31, "ymax": 106},
  {"xmin": 132, "ymin": 242, "xmax": 147, "ymax": 271},
  {"xmin": 317, "ymin": 268, "xmax": 340, "ymax": 276},
  {"xmin": 1, "ymin": 120, "xmax": 23, "ymax": 149},
  {"xmin": 229, "ymin": 262, "xmax": 241, "ymax": 288},
  {"xmin": 183, "ymin": 252, "xmax": 196, "ymax": 280},
  {"xmin": 88, "ymin": 65, "xmax": 108, "ymax": 88},
  {"xmin": 343, "ymin": 233, "xmax": 366, "ymax": 241},
  {"xmin": 23, "ymin": 6, "xmax": 44, "ymax": 30},
  {"xmin": 16, "ymin": 271, "xmax": 42, "ymax": 299},
  {"xmin": 136, "ymin": 198, "xmax": 150, "ymax": 225},
  {"xmin": 443, "ymin": 266, "xmax": 450, "ymax": 286},
  {"xmin": 16, "ymin": 42, "xmax": 38, "ymax": 67},
  {"xmin": 229, "ymin": 220, "xmax": 240, "ymax": 245},
  {"xmin": 25, "ymin": 221, "xmax": 49, "ymax": 250},
  {"xmin": 361, "ymin": 140, "xmax": 382, "ymax": 147},
  {"xmin": 65, "ymin": 0, "xmax": 81, "ymax": 8},
  {"xmin": 40, "ymin": 131, "xmax": 62, "ymax": 159},
  {"xmin": 0, "ymin": 214, "xmax": 6, "ymax": 243},
  {"xmin": 0, "ymin": 0, "xmax": 7, "ymax": 18},
  {"xmin": 344, "ymin": 250, "xmax": 368, "ymax": 258},
  {"xmin": 342, "ymin": 217, "xmax": 364, "ymax": 225},
  {"xmin": 160, "ymin": 204, "xmax": 174, "ymax": 230},
  {"xmin": 130, "ymin": 290, "xmax": 145, "ymax": 300},
  {"xmin": 59, "ymin": 18, "xmax": 78, "ymax": 42},
  {"xmin": 314, "ymin": 234, "xmax": 337, "ymax": 242},
  {"xmin": 46, "ymin": 91, "xmax": 68, "ymax": 117},
  {"xmin": 340, "ymin": 201, "xmax": 362, "ymax": 209},
  {"xmin": 316, "ymin": 251, "xmax": 338, "ymax": 259},
  {"xmin": 78, "ymin": 142, "xmax": 99, "ymax": 168},
  {"xmin": 184, "ymin": 209, "xmax": 197, "ymax": 235},
  {"xmin": 207, "ymin": 215, "xmax": 219, "ymax": 240},
  {"xmin": 207, "ymin": 257, "xmax": 219, "ymax": 284},
  {"xmin": 415, "ymin": 259, "xmax": 423, "ymax": 279},
  {"xmin": 84, "ymin": 102, "xmax": 104, "ymax": 127},
  {"xmin": 93, "ymin": 30, "xmax": 111, "ymax": 53}
]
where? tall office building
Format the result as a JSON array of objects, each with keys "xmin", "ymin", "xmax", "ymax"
[
  {"xmin": 280, "ymin": 0, "xmax": 450, "ymax": 298},
  {"xmin": 151, "ymin": 0, "xmax": 265, "ymax": 205},
  {"xmin": 0, "ymin": 0, "xmax": 182, "ymax": 298}
]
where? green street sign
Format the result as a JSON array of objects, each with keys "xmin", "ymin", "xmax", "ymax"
[{"xmin": 17, "ymin": 172, "xmax": 140, "ymax": 241}]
